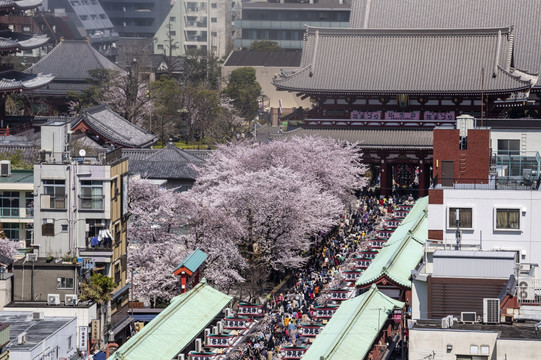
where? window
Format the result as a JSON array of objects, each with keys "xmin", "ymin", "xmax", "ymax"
[
  {"xmin": 25, "ymin": 192, "xmax": 33, "ymax": 217},
  {"xmin": 86, "ymin": 219, "xmax": 107, "ymax": 238},
  {"xmin": 0, "ymin": 191, "xmax": 20, "ymax": 217},
  {"xmin": 448, "ymin": 207, "xmax": 473, "ymax": 229},
  {"xmin": 43, "ymin": 180, "xmax": 66, "ymax": 209},
  {"xmin": 495, "ymin": 209, "xmax": 520, "ymax": 230},
  {"xmin": 157, "ymin": 44, "xmax": 164, "ymax": 50},
  {"xmin": 61, "ymin": 224, "xmax": 68, "ymax": 232},
  {"xmin": 57, "ymin": 277, "xmax": 74, "ymax": 289},
  {"xmin": 497, "ymin": 139, "xmax": 520, "ymax": 155},
  {"xmin": 1, "ymin": 223, "xmax": 19, "ymax": 240},
  {"xmin": 68, "ymin": 335, "xmax": 73, "ymax": 350},
  {"xmin": 211, "ymin": 3, "xmax": 217, "ymax": 8},
  {"xmin": 80, "ymin": 181, "xmax": 103, "ymax": 210},
  {"xmin": 169, "ymin": 16, "xmax": 176, "ymax": 22},
  {"xmin": 211, "ymin": 17, "xmax": 217, "ymax": 23}
]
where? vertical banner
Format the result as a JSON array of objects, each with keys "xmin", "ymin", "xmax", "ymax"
[{"xmin": 79, "ymin": 326, "xmax": 89, "ymax": 350}]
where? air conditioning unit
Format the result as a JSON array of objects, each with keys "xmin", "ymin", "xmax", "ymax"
[
  {"xmin": 25, "ymin": 253, "xmax": 38, "ymax": 262},
  {"xmin": 0, "ymin": 160, "xmax": 11, "ymax": 177},
  {"xmin": 33, "ymin": 312, "xmax": 44, "ymax": 321},
  {"xmin": 517, "ymin": 278, "xmax": 535, "ymax": 301},
  {"xmin": 47, "ymin": 293, "xmax": 60, "ymax": 305},
  {"xmin": 17, "ymin": 332, "xmax": 27, "ymax": 345},
  {"xmin": 483, "ymin": 298, "xmax": 501, "ymax": 324},
  {"xmin": 461, "ymin": 312, "xmax": 477, "ymax": 323},
  {"xmin": 65, "ymin": 294, "xmax": 78, "ymax": 306}
]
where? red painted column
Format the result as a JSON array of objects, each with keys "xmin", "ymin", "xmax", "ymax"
[
  {"xmin": 380, "ymin": 162, "xmax": 392, "ymax": 196},
  {"xmin": 419, "ymin": 162, "xmax": 427, "ymax": 197}
]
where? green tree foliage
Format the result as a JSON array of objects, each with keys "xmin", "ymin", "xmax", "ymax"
[
  {"xmin": 0, "ymin": 150, "xmax": 35, "ymax": 169},
  {"xmin": 248, "ymin": 40, "xmax": 282, "ymax": 52},
  {"xmin": 79, "ymin": 273, "xmax": 117, "ymax": 305},
  {"xmin": 223, "ymin": 67, "xmax": 262, "ymax": 121},
  {"xmin": 183, "ymin": 49, "xmax": 222, "ymax": 89},
  {"xmin": 66, "ymin": 69, "xmax": 118, "ymax": 113}
]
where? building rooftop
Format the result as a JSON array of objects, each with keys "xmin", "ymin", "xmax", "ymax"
[
  {"xmin": 412, "ymin": 319, "xmax": 541, "ymax": 340},
  {"xmin": 0, "ymin": 311, "xmax": 75, "ymax": 351},
  {"xmin": 0, "ymin": 0, "xmax": 43, "ymax": 11},
  {"xmin": 0, "ymin": 169, "xmax": 33, "ymax": 184},
  {"xmin": 25, "ymin": 40, "xmax": 123, "ymax": 81},
  {"xmin": 109, "ymin": 280, "xmax": 232, "ymax": 360},
  {"xmin": 273, "ymin": 128, "xmax": 433, "ymax": 149},
  {"xmin": 303, "ymin": 284, "xmax": 403, "ymax": 360},
  {"xmin": 350, "ymin": 0, "xmax": 541, "ymax": 87},
  {"xmin": 273, "ymin": 27, "xmax": 534, "ymax": 95}
]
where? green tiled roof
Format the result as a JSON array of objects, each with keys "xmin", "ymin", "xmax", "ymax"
[
  {"xmin": 0, "ymin": 170, "xmax": 33, "ymax": 183},
  {"xmin": 302, "ymin": 284, "xmax": 403, "ymax": 360},
  {"xmin": 356, "ymin": 197, "xmax": 428, "ymax": 288},
  {"xmin": 174, "ymin": 248, "xmax": 208, "ymax": 273},
  {"xmin": 109, "ymin": 280, "xmax": 232, "ymax": 360}
]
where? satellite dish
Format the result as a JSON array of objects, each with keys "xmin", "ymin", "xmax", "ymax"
[{"xmin": 79, "ymin": 149, "xmax": 86, "ymax": 157}]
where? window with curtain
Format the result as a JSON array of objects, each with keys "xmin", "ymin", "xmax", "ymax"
[
  {"xmin": 80, "ymin": 181, "xmax": 103, "ymax": 210},
  {"xmin": 496, "ymin": 209, "xmax": 520, "ymax": 230},
  {"xmin": 43, "ymin": 180, "xmax": 66, "ymax": 209},
  {"xmin": 448, "ymin": 207, "xmax": 473, "ymax": 228}
]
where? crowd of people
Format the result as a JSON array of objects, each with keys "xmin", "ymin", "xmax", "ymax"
[{"xmin": 225, "ymin": 194, "xmax": 414, "ymax": 360}]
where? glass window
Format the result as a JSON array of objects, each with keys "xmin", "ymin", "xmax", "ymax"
[
  {"xmin": 57, "ymin": 277, "xmax": 74, "ymax": 289},
  {"xmin": 25, "ymin": 192, "xmax": 33, "ymax": 217},
  {"xmin": 80, "ymin": 181, "xmax": 103, "ymax": 210},
  {"xmin": 448, "ymin": 207, "xmax": 473, "ymax": 228},
  {"xmin": 43, "ymin": 180, "xmax": 66, "ymax": 209},
  {"xmin": 497, "ymin": 139, "xmax": 520, "ymax": 155},
  {"xmin": 1, "ymin": 223, "xmax": 20, "ymax": 240},
  {"xmin": 211, "ymin": 17, "xmax": 217, "ymax": 23},
  {"xmin": 0, "ymin": 191, "xmax": 20, "ymax": 217},
  {"xmin": 496, "ymin": 209, "xmax": 520, "ymax": 230}
]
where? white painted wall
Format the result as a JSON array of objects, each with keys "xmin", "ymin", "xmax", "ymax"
[
  {"xmin": 410, "ymin": 328, "xmax": 498, "ymax": 360},
  {"xmin": 490, "ymin": 129, "xmax": 541, "ymax": 155},
  {"xmin": 429, "ymin": 189, "xmax": 541, "ymax": 264}
]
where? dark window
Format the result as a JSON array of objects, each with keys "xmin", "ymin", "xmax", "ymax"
[
  {"xmin": 496, "ymin": 209, "xmax": 520, "ymax": 230},
  {"xmin": 43, "ymin": 180, "xmax": 66, "ymax": 209},
  {"xmin": 497, "ymin": 139, "xmax": 520, "ymax": 155}
]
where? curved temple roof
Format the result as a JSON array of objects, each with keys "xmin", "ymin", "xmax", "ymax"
[
  {"xmin": 0, "ymin": 0, "xmax": 43, "ymax": 11},
  {"xmin": 274, "ymin": 27, "xmax": 535, "ymax": 95},
  {"xmin": 349, "ymin": 0, "xmax": 541, "ymax": 86}
]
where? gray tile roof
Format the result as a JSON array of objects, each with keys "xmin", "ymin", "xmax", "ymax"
[
  {"xmin": 74, "ymin": 104, "xmax": 158, "ymax": 148},
  {"xmin": 0, "ymin": 70, "xmax": 53, "ymax": 92},
  {"xmin": 0, "ymin": 0, "xmax": 42, "ymax": 10},
  {"xmin": 272, "ymin": 128, "xmax": 433, "ymax": 149},
  {"xmin": 0, "ymin": 30, "xmax": 49, "ymax": 51},
  {"xmin": 124, "ymin": 144, "xmax": 205, "ymax": 180},
  {"xmin": 24, "ymin": 40, "xmax": 123, "ymax": 81},
  {"xmin": 273, "ymin": 27, "xmax": 534, "ymax": 95},
  {"xmin": 224, "ymin": 51, "xmax": 302, "ymax": 67},
  {"xmin": 350, "ymin": 0, "xmax": 541, "ymax": 86}
]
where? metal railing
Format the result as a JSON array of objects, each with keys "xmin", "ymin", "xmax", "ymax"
[{"xmin": 432, "ymin": 177, "xmax": 540, "ymax": 191}]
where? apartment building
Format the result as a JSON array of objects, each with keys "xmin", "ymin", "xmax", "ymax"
[
  {"xmin": 0, "ymin": 168, "xmax": 34, "ymax": 247},
  {"xmin": 235, "ymin": 0, "xmax": 351, "ymax": 50},
  {"xmin": 154, "ymin": 0, "xmax": 233, "ymax": 58}
]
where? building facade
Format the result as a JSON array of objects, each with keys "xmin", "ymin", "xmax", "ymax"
[
  {"xmin": 99, "ymin": 0, "xmax": 172, "ymax": 38},
  {"xmin": 0, "ymin": 170, "xmax": 34, "ymax": 247},
  {"xmin": 154, "ymin": 0, "xmax": 233, "ymax": 58},
  {"xmin": 235, "ymin": 0, "xmax": 351, "ymax": 50}
]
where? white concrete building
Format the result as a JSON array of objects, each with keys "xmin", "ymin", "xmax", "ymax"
[{"xmin": 154, "ymin": 0, "xmax": 233, "ymax": 58}]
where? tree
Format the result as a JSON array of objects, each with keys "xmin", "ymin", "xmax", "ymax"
[
  {"xmin": 67, "ymin": 69, "xmax": 118, "ymax": 115},
  {"xmin": 248, "ymin": 40, "xmax": 282, "ymax": 52},
  {"xmin": 186, "ymin": 136, "xmax": 367, "ymax": 296},
  {"xmin": 222, "ymin": 67, "xmax": 262, "ymax": 121},
  {"xmin": 0, "ymin": 223, "xmax": 18, "ymax": 259},
  {"xmin": 183, "ymin": 48, "xmax": 222, "ymax": 89},
  {"xmin": 79, "ymin": 273, "xmax": 116, "ymax": 304}
]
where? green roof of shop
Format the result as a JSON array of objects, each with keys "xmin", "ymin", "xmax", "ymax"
[
  {"xmin": 109, "ymin": 280, "xmax": 232, "ymax": 360},
  {"xmin": 174, "ymin": 247, "xmax": 208, "ymax": 274},
  {"xmin": 356, "ymin": 197, "xmax": 428, "ymax": 288},
  {"xmin": 302, "ymin": 284, "xmax": 404, "ymax": 360},
  {"xmin": 0, "ymin": 169, "xmax": 33, "ymax": 183}
]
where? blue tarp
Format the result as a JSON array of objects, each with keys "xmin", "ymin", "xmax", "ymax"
[{"xmin": 93, "ymin": 351, "xmax": 106, "ymax": 360}]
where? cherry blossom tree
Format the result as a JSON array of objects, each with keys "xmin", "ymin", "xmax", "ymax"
[
  {"xmin": 186, "ymin": 136, "xmax": 367, "ymax": 295},
  {"xmin": 127, "ymin": 178, "xmax": 188, "ymax": 304}
]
